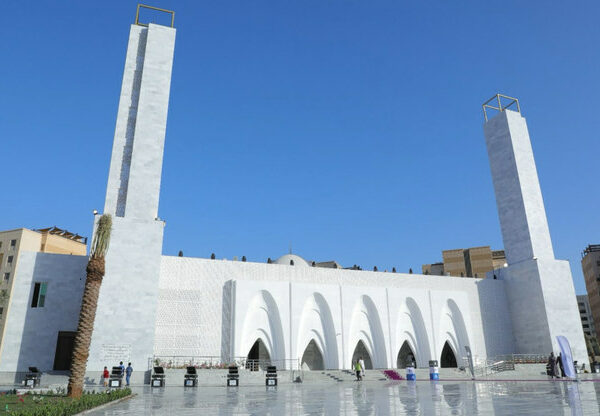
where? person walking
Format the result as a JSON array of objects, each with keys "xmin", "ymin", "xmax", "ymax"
[
  {"xmin": 354, "ymin": 360, "xmax": 362, "ymax": 381},
  {"xmin": 125, "ymin": 363, "xmax": 133, "ymax": 386},
  {"xmin": 102, "ymin": 366, "xmax": 109, "ymax": 387},
  {"xmin": 547, "ymin": 353, "xmax": 557, "ymax": 379},
  {"xmin": 557, "ymin": 353, "xmax": 564, "ymax": 378},
  {"xmin": 119, "ymin": 361, "xmax": 125, "ymax": 376},
  {"xmin": 359, "ymin": 357, "xmax": 366, "ymax": 379}
]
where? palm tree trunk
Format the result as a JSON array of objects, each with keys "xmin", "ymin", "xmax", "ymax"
[{"xmin": 67, "ymin": 255, "xmax": 105, "ymax": 397}]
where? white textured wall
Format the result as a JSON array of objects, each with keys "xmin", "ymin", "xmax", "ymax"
[
  {"xmin": 0, "ymin": 252, "xmax": 86, "ymax": 372},
  {"xmin": 477, "ymin": 276, "xmax": 516, "ymax": 358},
  {"xmin": 155, "ymin": 256, "xmax": 514, "ymax": 369}
]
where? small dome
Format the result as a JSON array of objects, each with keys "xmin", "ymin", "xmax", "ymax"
[{"xmin": 273, "ymin": 254, "xmax": 310, "ymax": 267}]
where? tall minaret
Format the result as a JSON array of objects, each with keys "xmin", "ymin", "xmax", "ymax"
[
  {"xmin": 483, "ymin": 95, "xmax": 587, "ymax": 364},
  {"xmin": 87, "ymin": 14, "xmax": 176, "ymax": 372}
]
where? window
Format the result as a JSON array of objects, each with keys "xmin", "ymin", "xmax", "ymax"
[
  {"xmin": 7, "ymin": 256, "xmax": 13, "ymax": 265},
  {"xmin": 582, "ymin": 316, "xmax": 588, "ymax": 321},
  {"xmin": 583, "ymin": 324, "xmax": 590, "ymax": 328},
  {"xmin": 9, "ymin": 240, "xmax": 16, "ymax": 249},
  {"xmin": 0, "ymin": 307, "xmax": 3, "ymax": 315},
  {"xmin": 3, "ymin": 273, "xmax": 8, "ymax": 282},
  {"xmin": 31, "ymin": 282, "xmax": 48, "ymax": 308}
]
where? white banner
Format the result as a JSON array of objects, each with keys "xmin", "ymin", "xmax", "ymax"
[{"xmin": 556, "ymin": 335, "xmax": 576, "ymax": 379}]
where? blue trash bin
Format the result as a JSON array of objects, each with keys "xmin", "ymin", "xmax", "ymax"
[
  {"xmin": 406, "ymin": 366, "xmax": 416, "ymax": 381},
  {"xmin": 429, "ymin": 360, "xmax": 439, "ymax": 380}
]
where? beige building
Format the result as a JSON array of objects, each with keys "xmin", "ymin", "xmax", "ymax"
[
  {"xmin": 441, "ymin": 249, "xmax": 467, "ymax": 277},
  {"xmin": 581, "ymin": 245, "xmax": 600, "ymax": 340},
  {"xmin": 423, "ymin": 246, "xmax": 506, "ymax": 278},
  {"xmin": 0, "ymin": 227, "xmax": 86, "ymax": 345}
]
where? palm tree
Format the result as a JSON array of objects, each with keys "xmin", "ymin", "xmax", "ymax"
[{"xmin": 67, "ymin": 214, "xmax": 112, "ymax": 398}]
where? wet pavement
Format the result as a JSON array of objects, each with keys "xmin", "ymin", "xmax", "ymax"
[{"xmin": 86, "ymin": 380, "xmax": 600, "ymax": 415}]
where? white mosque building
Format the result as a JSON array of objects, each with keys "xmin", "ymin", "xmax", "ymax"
[{"xmin": 0, "ymin": 17, "xmax": 587, "ymax": 380}]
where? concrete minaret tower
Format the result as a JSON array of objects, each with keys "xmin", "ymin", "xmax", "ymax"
[
  {"xmin": 87, "ymin": 8, "xmax": 176, "ymax": 372},
  {"xmin": 483, "ymin": 95, "xmax": 587, "ymax": 364}
]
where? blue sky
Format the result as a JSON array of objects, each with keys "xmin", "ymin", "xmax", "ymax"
[{"xmin": 1, "ymin": 1, "xmax": 598, "ymax": 294}]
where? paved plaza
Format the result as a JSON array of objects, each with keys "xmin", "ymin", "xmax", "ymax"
[{"xmin": 84, "ymin": 380, "xmax": 600, "ymax": 415}]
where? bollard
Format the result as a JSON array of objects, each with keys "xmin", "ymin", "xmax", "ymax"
[
  {"xmin": 429, "ymin": 360, "xmax": 439, "ymax": 380},
  {"xmin": 227, "ymin": 366, "xmax": 239, "ymax": 387},
  {"xmin": 151, "ymin": 366, "xmax": 165, "ymax": 387},
  {"xmin": 184, "ymin": 366, "xmax": 198, "ymax": 387},
  {"xmin": 266, "ymin": 366, "xmax": 278, "ymax": 386},
  {"xmin": 406, "ymin": 366, "xmax": 416, "ymax": 381}
]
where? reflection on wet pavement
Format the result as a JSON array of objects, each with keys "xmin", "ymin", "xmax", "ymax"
[{"xmin": 86, "ymin": 380, "xmax": 600, "ymax": 415}]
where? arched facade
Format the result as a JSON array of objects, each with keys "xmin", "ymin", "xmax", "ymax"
[
  {"xmin": 296, "ymin": 293, "xmax": 339, "ymax": 369},
  {"xmin": 348, "ymin": 295, "xmax": 387, "ymax": 368},
  {"xmin": 228, "ymin": 280, "xmax": 481, "ymax": 372},
  {"xmin": 240, "ymin": 290, "xmax": 286, "ymax": 365}
]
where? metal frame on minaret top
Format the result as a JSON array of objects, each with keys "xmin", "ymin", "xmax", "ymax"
[{"xmin": 135, "ymin": 4, "xmax": 175, "ymax": 28}]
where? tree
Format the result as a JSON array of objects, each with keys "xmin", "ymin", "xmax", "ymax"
[{"xmin": 67, "ymin": 214, "xmax": 112, "ymax": 398}]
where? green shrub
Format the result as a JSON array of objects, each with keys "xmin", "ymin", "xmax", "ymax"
[{"xmin": 5, "ymin": 388, "xmax": 131, "ymax": 416}]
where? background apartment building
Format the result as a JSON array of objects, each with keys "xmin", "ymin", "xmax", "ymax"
[
  {"xmin": 577, "ymin": 294, "xmax": 596, "ymax": 338},
  {"xmin": 582, "ymin": 245, "xmax": 600, "ymax": 340},
  {"xmin": 0, "ymin": 227, "xmax": 86, "ymax": 346},
  {"xmin": 422, "ymin": 246, "xmax": 506, "ymax": 278}
]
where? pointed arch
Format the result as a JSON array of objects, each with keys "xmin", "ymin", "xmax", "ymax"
[
  {"xmin": 247, "ymin": 338, "xmax": 271, "ymax": 370},
  {"xmin": 351, "ymin": 340, "xmax": 373, "ymax": 369},
  {"xmin": 440, "ymin": 341, "xmax": 458, "ymax": 368},
  {"xmin": 348, "ymin": 295, "xmax": 387, "ymax": 368},
  {"xmin": 437, "ymin": 298, "xmax": 471, "ymax": 363},
  {"xmin": 301, "ymin": 339, "xmax": 324, "ymax": 370},
  {"xmin": 296, "ymin": 293, "xmax": 339, "ymax": 369},
  {"xmin": 240, "ymin": 290, "xmax": 285, "ymax": 366},
  {"xmin": 397, "ymin": 340, "xmax": 416, "ymax": 368},
  {"xmin": 396, "ymin": 297, "xmax": 431, "ymax": 368}
]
